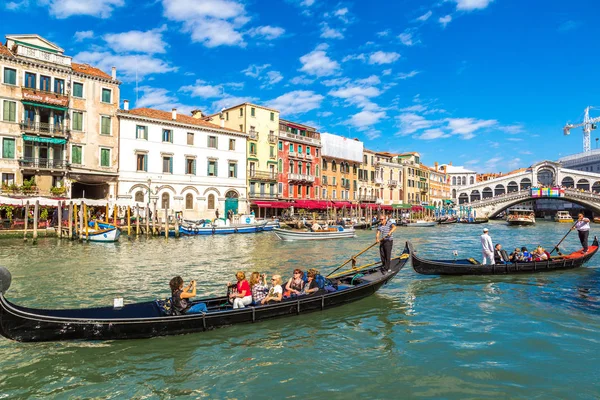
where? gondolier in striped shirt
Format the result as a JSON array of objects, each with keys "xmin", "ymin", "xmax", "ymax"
[
  {"xmin": 376, "ymin": 213, "xmax": 397, "ymax": 273},
  {"xmin": 572, "ymin": 213, "xmax": 591, "ymax": 253}
]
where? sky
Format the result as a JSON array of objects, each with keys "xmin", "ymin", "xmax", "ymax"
[{"xmin": 3, "ymin": 0, "xmax": 600, "ymax": 173}]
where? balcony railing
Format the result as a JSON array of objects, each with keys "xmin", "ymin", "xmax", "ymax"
[
  {"xmin": 20, "ymin": 121, "xmax": 69, "ymax": 136},
  {"xmin": 305, "ymin": 154, "xmax": 313, "ymax": 160},
  {"xmin": 288, "ymin": 173, "xmax": 315, "ymax": 183},
  {"xmin": 248, "ymin": 130, "xmax": 259, "ymax": 140},
  {"xmin": 249, "ymin": 192, "xmax": 279, "ymax": 199},
  {"xmin": 248, "ymin": 170, "xmax": 277, "ymax": 181},
  {"xmin": 358, "ymin": 195, "xmax": 378, "ymax": 202},
  {"xmin": 268, "ymin": 134, "xmax": 277, "ymax": 143},
  {"xmin": 388, "ymin": 180, "xmax": 398, "ymax": 187},
  {"xmin": 19, "ymin": 158, "xmax": 67, "ymax": 170},
  {"xmin": 279, "ymin": 130, "xmax": 320, "ymax": 145},
  {"xmin": 375, "ymin": 177, "xmax": 384, "ymax": 185}
]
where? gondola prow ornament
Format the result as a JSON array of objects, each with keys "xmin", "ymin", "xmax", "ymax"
[{"xmin": 0, "ymin": 267, "xmax": 11, "ymax": 294}]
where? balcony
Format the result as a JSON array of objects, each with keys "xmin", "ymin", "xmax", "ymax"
[
  {"xmin": 288, "ymin": 173, "xmax": 315, "ymax": 183},
  {"xmin": 388, "ymin": 180, "xmax": 398, "ymax": 187},
  {"xmin": 15, "ymin": 45, "xmax": 72, "ymax": 66},
  {"xmin": 248, "ymin": 170, "xmax": 277, "ymax": 181},
  {"xmin": 268, "ymin": 134, "xmax": 277, "ymax": 143},
  {"xmin": 20, "ymin": 121, "xmax": 69, "ymax": 137},
  {"xmin": 249, "ymin": 192, "xmax": 280, "ymax": 199},
  {"xmin": 343, "ymin": 183, "xmax": 351, "ymax": 189},
  {"xmin": 358, "ymin": 195, "xmax": 378, "ymax": 202},
  {"xmin": 19, "ymin": 158, "xmax": 67, "ymax": 170},
  {"xmin": 305, "ymin": 154, "xmax": 313, "ymax": 160},
  {"xmin": 375, "ymin": 177, "xmax": 384, "ymax": 185},
  {"xmin": 248, "ymin": 130, "xmax": 259, "ymax": 140},
  {"xmin": 289, "ymin": 151, "xmax": 305, "ymax": 160},
  {"xmin": 279, "ymin": 130, "xmax": 320, "ymax": 145}
]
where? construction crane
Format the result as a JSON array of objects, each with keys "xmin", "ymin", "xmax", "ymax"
[{"xmin": 563, "ymin": 106, "xmax": 600, "ymax": 152}]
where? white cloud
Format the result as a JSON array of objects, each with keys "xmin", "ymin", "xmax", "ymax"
[
  {"xmin": 418, "ymin": 128, "xmax": 448, "ymax": 140},
  {"xmin": 400, "ymin": 105, "xmax": 427, "ymax": 113},
  {"xmin": 322, "ymin": 77, "xmax": 351, "ymax": 87},
  {"xmin": 368, "ymin": 51, "xmax": 401, "ymax": 65},
  {"xmin": 501, "ymin": 124, "xmax": 524, "ymax": 134},
  {"xmin": 242, "ymin": 64, "xmax": 271, "ymax": 78},
  {"xmin": 439, "ymin": 15, "xmax": 452, "ymax": 28},
  {"xmin": 558, "ymin": 20, "xmax": 582, "ymax": 32},
  {"xmin": 135, "ymin": 86, "xmax": 196, "ymax": 116},
  {"xmin": 416, "ymin": 10, "xmax": 432, "ymax": 22},
  {"xmin": 242, "ymin": 64, "xmax": 283, "ymax": 88},
  {"xmin": 266, "ymin": 90, "xmax": 324, "ymax": 115},
  {"xmin": 358, "ymin": 75, "xmax": 381, "ymax": 85},
  {"xmin": 445, "ymin": 117, "xmax": 497, "ymax": 139},
  {"xmin": 180, "ymin": 80, "xmax": 223, "ymax": 98},
  {"xmin": 350, "ymin": 110, "xmax": 386, "ymax": 130},
  {"xmin": 377, "ymin": 30, "xmax": 390, "ymax": 37},
  {"xmin": 329, "ymin": 85, "xmax": 381, "ymax": 100},
  {"xmin": 48, "ymin": 0, "xmax": 124, "ymax": 18},
  {"xmin": 320, "ymin": 23, "xmax": 344, "ymax": 39},
  {"xmin": 334, "ymin": 7, "xmax": 352, "ymax": 23},
  {"xmin": 382, "ymin": 69, "xmax": 392, "ymax": 76},
  {"xmin": 398, "ymin": 70, "xmax": 420, "ymax": 79},
  {"xmin": 265, "ymin": 70, "xmax": 283, "ymax": 86},
  {"xmin": 454, "ymin": 0, "xmax": 494, "ymax": 11},
  {"xmin": 318, "ymin": 111, "xmax": 333, "ymax": 117},
  {"xmin": 74, "ymin": 51, "xmax": 177, "ymax": 81},
  {"xmin": 398, "ymin": 113, "xmax": 435, "ymax": 135},
  {"xmin": 342, "ymin": 53, "xmax": 366, "ymax": 63},
  {"xmin": 299, "ymin": 45, "xmax": 340, "ymax": 77},
  {"xmin": 103, "ymin": 26, "xmax": 168, "ymax": 54},
  {"xmin": 398, "ymin": 31, "xmax": 419, "ymax": 46},
  {"xmin": 247, "ymin": 25, "xmax": 285, "ymax": 40},
  {"xmin": 74, "ymin": 30, "xmax": 94, "ymax": 42},
  {"xmin": 289, "ymin": 76, "xmax": 314, "ymax": 85}
]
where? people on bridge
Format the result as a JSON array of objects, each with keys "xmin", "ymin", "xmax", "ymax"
[
  {"xmin": 572, "ymin": 213, "xmax": 591, "ymax": 253},
  {"xmin": 494, "ymin": 244, "xmax": 510, "ymax": 264},
  {"xmin": 480, "ymin": 228, "xmax": 495, "ymax": 265}
]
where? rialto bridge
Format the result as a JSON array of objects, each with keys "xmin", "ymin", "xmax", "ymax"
[{"xmin": 456, "ymin": 161, "xmax": 600, "ymax": 217}]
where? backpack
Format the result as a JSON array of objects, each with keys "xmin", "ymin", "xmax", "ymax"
[{"xmin": 155, "ymin": 297, "xmax": 176, "ymax": 316}]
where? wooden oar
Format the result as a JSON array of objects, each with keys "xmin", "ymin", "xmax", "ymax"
[
  {"xmin": 550, "ymin": 222, "xmax": 578, "ymax": 255},
  {"xmin": 326, "ymin": 241, "xmax": 378, "ymax": 278},
  {"xmin": 328, "ymin": 253, "xmax": 410, "ymax": 279}
]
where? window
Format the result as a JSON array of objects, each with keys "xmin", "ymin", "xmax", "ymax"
[
  {"xmin": 307, "ymin": 163, "xmax": 311, "ymax": 175},
  {"xmin": 3, "ymin": 101, "xmax": 16, "ymax": 122},
  {"xmin": 239, "ymin": 108, "xmax": 243, "ymax": 116},
  {"xmin": 250, "ymin": 143, "xmax": 257, "ymax": 155},
  {"xmin": 332, "ymin": 161, "xmax": 337, "ymax": 172},
  {"xmin": 100, "ymin": 148, "xmax": 111, "ymax": 167},
  {"xmin": 208, "ymin": 135, "xmax": 217, "ymax": 148},
  {"xmin": 72, "ymin": 82, "xmax": 83, "ymax": 98},
  {"xmin": 136, "ymin": 153, "xmax": 147, "ymax": 171},
  {"xmin": 71, "ymin": 145, "xmax": 82, "ymax": 165},
  {"xmin": 298, "ymin": 145, "xmax": 303, "ymax": 154},
  {"xmin": 278, "ymin": 182, "xmax": 283, "ymax": 195},
  {"xmin": 270, "ymin": 146, "xmax": 275, "ymax": 158},
  {"xmin": 162, "ymin": 129, "xmax": 173, "ymax": 143},
  {"xmin": 306, "ymin": 146, "xmax": 311, "ymax": 155},
  {"xmin": 161, "ymin": 193, "xmax": 170, "ymax": 209},
  {"xmin": 270, "ymin": 112, "xmax": 274, "ymax": 121},
  {"xmin": 1, "ymin": 173, "xmax": 15, "ymax": 186},
  {"xmin": 239, "ymin": 124, "xmax": 243, "ymax": 132},
  {"xmin": 278, "ymin": 141, "xmax": 282, "ymax": 151},
  {"xmin": 208, "ymin": 194, "xmax": 215, "ymax": 209},
  {"xmin": 186, "ymin": 158, "xmax": 196, "ymax": 175},
  {"xmin": 226, "ymin": 112, "xmax": 229, "ymax": 121},
  {"xmin": 333, "ymin": 190, "xmax": 337, "ymax": 199},
  {"xmin": 24, "ymin": 72, "xmax": 36, "ymax": 88},
  {"xmin": 323, "ymin": 159, "xmax": 327, "ymax": 170},
  {"xmin": 298, "ymin": 161, "xmax": 303, "ymax": 174},
  {"xmin": 135, "ymin": 191, "xmax": 144, "ymax": 202},
  {"xmin": 364, "ymin": 155, "xmax": 368, "ymax": 164},
  {"xmin": 100, "ymin": 116, "xmax": 111, "ymax": 135},
  {"xmin": 251, "ymin": 107, "xmax": 255, "ymax": 117},
  {"xmin": 185, "ymin": 194, "xmax": 194, "ymax": 210},
  {"xmin": 289, "ymin": 143, "xmax": 294, "ymax": 152},
  {"xmin": 322, "ymin": 188, "xmax": 327, "ymax": 198},
  {"xmin": 40, "ymin": 75, "xmax": 51, "ymax": 91},
  {"xmin": 3, "ymin": 68, "xmax": 16, "ymax": 85},
  {"xmin": 208, "ymin": 160, "xmax": 218, "ymax": 176},
  {"xmin": 72, "ymin": 111, "xmax": 83, "ymax": 131},
  {"xmin": 278, "ymin": 159, "xmax": 283, "ymax": 173},
  {"xmin": 136, "ymin": 125, "xmax": 148, "ymax": 140},
  {"xmin": 101, "ymin": 88, "xmax": 112, "ymax": 103},
  {"xmin": 289, "ymin": 161, "xmax": 294, "ymax": 174},
  {"xmin": 228, "ymin": 162, "xmax": 237, "ymax": 178},
  {"xmin": 316, "ymin": 166, "xmax": 319, "ymax": 176},
  {"xmin": 163, "ymin": 156, "xmax": 173, "ymax": 173},
  {"xmin": 187, "ymin": 132, "xmax": 194, "ymax": 145},
  {"xmin": 315, "ymin": 148, "xmax": 319, "ymax": 157},
  {"xmin": 332, "ymin": 177, "xmax": 336, "ymax": 185},
  {"xmin": 54, "ymin": 78, "xmax": 64, "ymax": 95},
  {"xmin": 229, "ymin": 139, "xmax": 235, "ymax": 150},
  {"xmin": 2, "ymin": 138, "xmax": 15, "ymax": 159}
]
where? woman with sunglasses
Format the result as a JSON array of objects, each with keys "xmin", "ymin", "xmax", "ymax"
[
  {"xmin": 284, "ymin": 269, "xmax": 304, "ymax": 297},
  {"xmin": 261, "ymin": 275, "xmax": 283, "ymax": 305}
]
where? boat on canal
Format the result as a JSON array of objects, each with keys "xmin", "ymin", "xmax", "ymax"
[
  {"xmin": 506, "ymin": 208, "xmax": 536, "ymax": 226},
  {"xmin": 407, "ymin": 237, "xmax": 598, "ymax": 275},
  {"xmin": 0, "ymin": 247, "xmax": 409, "ymax": 342},
  {"xmin": 179, "ymin": 214, "xmax": 270, "ymax": 235},
  {"xmin": 555, "ymin": 211, "xmax": 574, "ymax": 223},
  {"xmin": 85, "ymin": 221, "xmax": 121, "ymax": 242},
  {"xmin": 273, "ymin": 226, "xmax": 356, "ymax": 240},
  {"xmin": 404, "ymin": 220, "xmax": 437, "ymax": 227}
]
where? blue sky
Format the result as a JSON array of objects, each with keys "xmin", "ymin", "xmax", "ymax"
[{"xmin": 3, "ymin": 0, "xmax": 599, "ymax": 172}]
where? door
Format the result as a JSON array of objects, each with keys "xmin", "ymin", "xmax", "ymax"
[{"xmin": 224, "ymin": 190, "xmax": 239, "ymax": 218}]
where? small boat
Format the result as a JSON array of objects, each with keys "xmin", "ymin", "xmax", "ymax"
[
  {"xmin": 555, "ymin": 211, "xmax": 574, "ymax": 223},
  {"xmin": 594, "ymin": 216, "xmax": 600, "ymax": 224},
  {"xmin": 273, "ymin": 226, "xmax": 356, "ymax": 240},
  {"xmin": 405, "ymin": 220, "xmax": 437, "ymax": 227},
  {"xmin": 407, "ymin": 237, "xmax": 598, "ymax": 275},
  {"xmin": 0, "ymin": 248, "xmax": 409, "ymax": 342},
  {"xmin": 180, "ymin": 221, "xmax": 268, "ymax": 235},
  {"xmin": 85, "ymin": 221, "xmax": 121, "ymax": 242},
  {"xmin": 439, "ymin": 217, "xmax": 457, "ymax": 225},
  {"xmin": 458, "ymin": 217, "xmax": 489, "ymax": 224},
  {"xmin": 506, "ymin": 208, "xmax": 536, "ymax": 226}
]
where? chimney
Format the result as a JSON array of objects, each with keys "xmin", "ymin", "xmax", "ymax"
[
  {"xmin": 123, "ymin": 100, "xmax": 129, "ymax": 111},
  {"xmin": 219, "ymin": 109, "xmax": 225, "ymax": 128},
  {"xmin": 434, "ymin": 161, "xmax": 438, "ymax": 170},
  {"xmin": 221, "ymin": 118, "xmax": 225, "ymax": 128},
  {"xmin": 172, "ymin": 108, "xmax": 177, "ymax": 120},
  {"xmin": 191, "ymin": 109, "xmax": 203, "ymax": 118},
  {"xmin": 111, "ymin": 67, "xmax": 116, "ymax": 80}
]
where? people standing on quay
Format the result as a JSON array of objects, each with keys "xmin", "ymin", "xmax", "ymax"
[
  {"xmin": 376, "ymin": 213, "xmax": 397, "ymax": 273},
  {"xmin": 215, "ymin": 208, "xmax": 220, "ymax": 221},
  {"xmin": 480, "ymin": 228, "xmax": 495, "ymax": 265},
  {"xmin": 572, "ymin": 213, "xmax": 591, "ymax": 253}
]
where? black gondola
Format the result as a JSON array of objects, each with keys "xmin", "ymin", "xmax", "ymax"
[
  {"xmin": 407, "ymin": 237, "xmax": 598, "ymax": 275},
  {"xmin": 0, "ymin": 247, "xmax": 409, "ymax": 342}
]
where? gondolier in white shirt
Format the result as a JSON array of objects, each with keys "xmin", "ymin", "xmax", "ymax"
[
  {"xmin": 376, "ymin": 213, "xmax": 397, "ymax": 273},
  {"xmin": 572, "ymin": 213, "xmax": 591, "ymax": 253},
  {"xmin": 480, "ymin": 228, "xmax": 495, "ymax": 265}
]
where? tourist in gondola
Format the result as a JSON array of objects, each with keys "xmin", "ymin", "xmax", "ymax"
[
  {"xmin": 301, "ymin": 268, "xmax": 320, "ymax": 295},
  {"xmin": 284, "ymin": 269, "xmax": 305, "ymax": 297},
  {"xmin": 169, "ymin": 276, "xmax": 207, "ymax": 314},
  {"xmin": 249, "ymin": 272, "xmax": 269, "ymax": 305},
  {"xmin": 494, "ymin": 243, "xmax": 510, "ymax": 264},
  {"xmin": 228, "ymin": 271, "xmax": 252, "ymax": 309},
  {"xmin": 261, "ymin": 275, "xmax": 283, "ymax": 304},
  {"xmin": 521, "ymin": 246, "xmax": 532, "ymax": 262},
  {"xmin": 572, "ymin": 213, "xmax": 591, "ymax": 253},
  {"xmin": 509, "ymin": 247, "xmax": 522, "ymax": 262},
  {"xmin": 376, "ymin": 213, "xmax": 397, "ymax": 273},
  {"xmin": 480, "ymin": 228, "xmax": 495, "ymax": 265}
]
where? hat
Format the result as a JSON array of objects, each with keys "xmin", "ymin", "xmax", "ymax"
[{"xmin": 483, "ymin": 228, "xmax": 489, "ymax": 232}]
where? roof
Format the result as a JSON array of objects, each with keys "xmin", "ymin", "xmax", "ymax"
[
  {"xmin": 0, "ymin": 44, "xmax": 14, "ymax": 57},
  {"xmin": 440, "ymin": 164, "xmax": 477, "ymax": 174},
  {"xmin": 72, "ymin": 63, "xmax": 113, "ymax": 80},
  {"xmin": 212, "ymin": 102, "xmax": 280, "ymax": 115},
  {"xmin": 375, "ymin": 151, "xmax": 397, "ymax": 157},
  {"xmin": 398, "ymin": 152, "xmax": 420, "ymax": 156},
  {"xmin": 279, "ymin": 118, "xmax": 316, "ymax": 131},
  {"xmin": 122, "ymin": 108, "xmax": 244, "ymax": 134}
]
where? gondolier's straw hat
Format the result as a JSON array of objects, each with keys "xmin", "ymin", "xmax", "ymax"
[{"xmin": 483, "ymin": 228, "xmax": 489, "ymax": 232}]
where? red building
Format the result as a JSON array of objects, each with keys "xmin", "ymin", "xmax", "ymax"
[{"xmin": 278, "ymin": 119, "xmax": 322, "ymax": 200}]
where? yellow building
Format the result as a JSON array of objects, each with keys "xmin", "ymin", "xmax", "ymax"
[
  {"xmin": 203, "ymin": 103, "xmax": 280, "ymax": 200},
  {"xmin": 397, "ymin": 152, "xmax": 429, "ymax": 205},
  {"xmin": 357, "ymin": 149, "xmax": 378, "ymax": 203},
  {"xmin": 374, "ymin": 152, "xmax": 404, "ymax": 205},
  {"xmin": 320, "ymin": 133, "xmax": 363, "ymax": 202},
  {"xmin": 426, "ymin": 162, "xmax": 451, "ymax": 207}
]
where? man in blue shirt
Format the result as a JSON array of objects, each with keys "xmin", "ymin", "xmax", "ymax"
[{"xmin": 376, "ymin": 213, "xmax": 397, "ymax": 273}]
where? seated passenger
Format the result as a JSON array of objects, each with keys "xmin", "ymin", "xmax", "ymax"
[
  {"xmin": 534, "ymin": 246, "xmax": 548, "ymax": 261},
  {"xmin": 285, "ymin": 269, "xmax": 305, "ymax": 296},
  {"xmin": 169, "ymin": 276, "xmax": 207, "ymax": 314},
  {"xmin": 311, "ymin": 221, "xmax": 322, "ymax": 231},
  {"xmin": 228, "ymin": 271, "xmax": 252, "ymax": 309},
  {"xmin": 249, "ymin": 272, "xmax": 269, "ymax": 305},
  {"xmin": 494, "ymin": 244, "xmax": 510, "ymax": 264},
  {"xmin": 521, "ymin": 247, "xmax": 532, "ymax": 262},
  {"xmin": 301, "ymin": 268, "xmax": 320, "ymax": 295},
  {"xmin": 261, "ymin": 275, "xmax": 283, "ymax": 304},
  {"xmin": 509, "ymin": 248, "xmax": 521, "ymax": 262}
]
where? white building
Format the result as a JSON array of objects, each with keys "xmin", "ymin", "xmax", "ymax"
[
  {"xmin": 117, "ymin": 106, "xmax": 248, "ymax": 219},
  {"xmin": 438, "ymin": 163, "xmax": 478, "ymax": 200}
]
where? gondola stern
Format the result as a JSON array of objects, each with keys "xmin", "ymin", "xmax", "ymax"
[{"xmin": 0, "ymin": 266, "xmax": 11, "ymax": 295}]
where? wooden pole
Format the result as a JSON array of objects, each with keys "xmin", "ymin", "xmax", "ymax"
[
  {"xmin": 68, "ymin": 201, "xmax": 73, "ymax": 240},
  {"xmin": 105, "ymin": 203, "xmax": 109, "ymax": 223},
  {"xmin": 145, "ymin": 205, "xmax": 150, "ymax": 236},
  {"xmin": 84, "ymin": 203, "xmax": 89, "ymax": 241},
  {"xmin": 74, "ymin": 203, "xmax": 78, "ymax": 239},
  {"xmin": 127, "ymin": 206, "xmax": 131, "ymax": 236},
  {"xmin": 164, "ymin": 208, "xmax": 168, "ymax": 239},
  {"xmin": 152, "ymin": 201, "xmax": 157, "ymax": 235},
  {"xmin": 135, "ymin": 205, "xmax": 140, "ymax": 236},
  {"xmin": 57, "ymin": 201, "xmax": 62, "ymax": 238},
  {"xmin": 174, "ymin": 210, "xmax": 180, "ymax": 238},
  {"xmin": 23, "ymin": 201, "xmax": 29, "ymax": 242},
  {"xmin": 32, "ymin": 200, "xmax": 39, "ymax": 244},
  {"xmin": 79, "ymin": 201, "xmax": 84, "ymax": 240},
  {"xmin": 113, "ymin": 204, "xmax": 117, "ymax": 227}
]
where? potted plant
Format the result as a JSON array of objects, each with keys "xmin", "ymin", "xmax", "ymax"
[
  {"xmin": 51, "ymin": 186, "xmax": 66, "ymax": 196},
  {"xmin": 40, "ymin": 207, "xmax": 49, "ymax": 228}
]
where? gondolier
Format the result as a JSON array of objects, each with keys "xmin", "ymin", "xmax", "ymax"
[
  {"xmin": 376, "ymin": 213, "xmax": 397, "ymax": 272},
  {"xmin": 480, "ymin": 228, "xmax": 494, "ymax": 265},
  {"xmin": 572, "ymin": 213, "xmax": 591, "ymax": 253}
]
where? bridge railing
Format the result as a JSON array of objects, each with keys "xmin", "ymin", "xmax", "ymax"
[{"xmin": 463, "ymin": 187, "xmax": 600, "ymax": 208}]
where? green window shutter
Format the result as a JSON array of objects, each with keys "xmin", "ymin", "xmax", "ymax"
[
  {"xmin": 143, "ymin": 155, "xmax": 148, "ymax": 171},
  {"xmin": 72, "ymin": 146, "xmax": 81, "ymax": 164},
  {"xmin": 2, "ymin": 101, "xmax": 9, "ymax": 122},
  {"xmin": 102, "ymin": 89, "xmax": 111, "ymax": 103},
  {"xmin": 73, "ymin": 112, "xmax": 82, "ymax": 130},
  {"xmin": 169, "ymin": 157, "xmax": 173, "ymax": 173},
  {"xmin": 9, "ymin": 102, "xmax": 16, "ymax": 122},
  {"xmin": 4, "ymin": 68, "xmax": 16, "ymax": 85},
  {"xmin": 192, "ymin": 160, "xmax": 196, "ymax": 175},
  {"xmin": 144, "ymin": 127, "xmax": 148, "ymax": 140},
  {"xmin": 2, "ymin": 138, "xmax": 15, "ymax": 158},
  {"xmin": 215, "ymin": 161, "xmax": 218, "ymax": 177},
  {"xmin": 101, "ymin": 116, "xmax": 110, "ymax": 134},
  {"xmin": 101, "ymin": 149, "xmax": 110, "ymax": 167},
  {"xmin": 73, "ymin": 83, "xmax": 83, "ymax": 97}
]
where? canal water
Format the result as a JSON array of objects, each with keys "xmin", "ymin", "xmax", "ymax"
[{"xmin": 0, "ymin": 221, "xmax": 599, "ymax": 398}]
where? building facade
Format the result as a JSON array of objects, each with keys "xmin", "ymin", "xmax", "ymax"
[
  {"xmin": 0, "ymin": 34, "xmax": 120, "ymax": 198},
  {"xmin": 426, "ymin": 162, "xmax": 450, "ymax": 207},
  {"xmin": 278, "ymin": 119, "xmax": 321, "ymax": 200},
  {"xmin": 438, "ymin": 163, "xmax": 478, "ymax": 200},
  {"xmin": 374, "ymin": 152, "xmax": 404, "ymax": 205},
  {"xmin": 397, "ymin": 152, "xmax": 429, "ymax": 205},
  {"xmin": 117, "ymin": 107, "xmax": 248, "ymax": 219},
  {"xmin": 357, "ymin": 148, "xmax": 379, "ymax": 203},
  {"xmin": 320, "ymin": 133, "xmax": 363, "ymax": 202}
]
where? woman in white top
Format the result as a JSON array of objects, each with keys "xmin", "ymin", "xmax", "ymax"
[{"xmin": 261, "ymin": 275, "xmax": 283, "ymax": 304}]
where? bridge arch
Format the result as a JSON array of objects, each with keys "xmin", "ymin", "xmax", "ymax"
[
  {"xmin": 482, "ymin": 187, "xmax": 493, "ymax": 199},
  {"xmin": 519, "ymin": 178, "xmax": 532, "ymax": 190},
  {"xmin": 507, "ymin": 181, "xmax": 518, "ymax": 193},
  {"xmin": 485, "ymin": 195, "xmax": 600, "ymax": 218},
  {"xmin": 470, "ymin": 190, "xmax": 480, "ymax": 202},
  {"xmin": 459, "ymin": 193, "xmax": 469, "ymax": 204},
  {"xmin": 469, "ymin": 176, "xmax": 475, "ymax": 185},
  {"xmin": 561, "ymin": 176, "xmax": 575, "ymax": 188},
  {"xmin": 494, "ymin": 184, "xmax": 505, "ymax": 196},
  {"xmin": 577, "ymin": 178, "xmax": 590, "ymax": 190},
  {"xmin": 593, "ymin": 181, "xmax": 600, "ymax": 193}
]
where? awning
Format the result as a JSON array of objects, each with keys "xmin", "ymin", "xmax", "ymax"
[
  {"xmin": 293, "ymin": 200, "xmax": 329, "ymax": 210},
  {"xmin": 380, "ymin": 205, "xmax": 393, "ymax": 211},
  {"xmin": 333, "ymin": 201, "xmax": 352, "ymax": 208},
  {"xmin": 444, "ymin": 199, "xmax": 454, "ymax": 205},
  {"xmin": 266, "ymin": 160, "xmax": 278, "ymax": 165},
  {"xmin": 253, "ymin": 201, "xmax": 291, "ymax": 209},
  {"xmin": 22, "ymin": 101, "xmax": 67, "ymax": 111},
  {"xmin": 248, "ymin": 157, "xmax": 259, "ymax": 161},
  {"xmin": 425, "ymin": 205, "xmax": 436, "ymax": 210},
  {"xmin": 22, "ymin": 135, "xmax": 66, "ymax": 144},
  {"xmin": 392, "ymin": 203, "xmax": 412, "ymax": 209},
  {"xmin": 411, "ymin": 205, "xmax": 424, "ymax": 211}
]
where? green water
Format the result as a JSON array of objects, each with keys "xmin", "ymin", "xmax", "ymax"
[{"xmin": 0, "ymin": 221, "xmax": 599, "ymax": 399}]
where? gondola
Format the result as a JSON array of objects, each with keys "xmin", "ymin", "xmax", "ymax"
[
  {"xmin": 407, "ymin": 237, "xmax": 598, "ymax": 275},
  {"xmin": 0, "ymin": 247, "xmax": 409, "ymax": 342},
  {"xmin": 439, "ymin": 217, "xmax": 457, "ymax": 225}
]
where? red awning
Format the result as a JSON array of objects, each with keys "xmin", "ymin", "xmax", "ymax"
[
  {"xmin": 380, "ymin": 205, "xmax": 393, "ymax": 210},
  {"xmin": 333, "ymin": 201, "xmax": 352, "ymax": 208},
  {"xmin": 253, "ymin": 201, "xmax": 291, "ymax": 209},
  {"xmin": 411, "ymin": 205, "xmax": 423, "ymax": 211},
  {"xmin": 293, "ymin": 200, "xmax": 330, "ymax": 210}
]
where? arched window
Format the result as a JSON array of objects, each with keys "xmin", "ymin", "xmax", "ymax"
[
  {"xmin": 452, "ymin": 176, "xmax": 456, "ymax": 185},
  {"xmin": 332, "ymin": 160, "xmax": 337, "ymax": 171},
  {"xmin": 185, "ymin": 193, "xmax": 193, "ymax": 209},
  {"xmin": 134, "ymin": 191, "xmax": 144, "ymax": 202},
  {"xmin": 208, "ymin": 194, "xmax": 215, "ymax": 209},
  {"xmin": 306, "ymin": 163, "xmax": 311, "ymax": 175},
  {"xmin": 298, "ymin": 161, "xmax": 303, "ymax": 175},
  {"xmin": 161, "ymin": 192, "xmax": 170, "ymax": 209},
  {"xmin": 316, "ymin": 165, "xmax": 319, "ymax": 176},
  {"xmin": 278, "ymin": 159, "xmax": 283, "ymax": 173},
  {"xmin": 461, "ymin": 176, "xmax": 466, "ymax": 185},
  {"xmin": 226, "ymin": 190, "xmax": 239, "ymax": 198},
  {"xmin": 469, "ymin": 176, "xmax": 474, "ymax": 185},
  {"xmin": 289, "ymin": 161, "xmax": 294, "ymax": 174}
]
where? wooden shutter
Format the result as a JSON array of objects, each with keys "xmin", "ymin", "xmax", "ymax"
[{"xmin": 3, "ymin": 139, "xmax": 15, "ymax": 158}]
